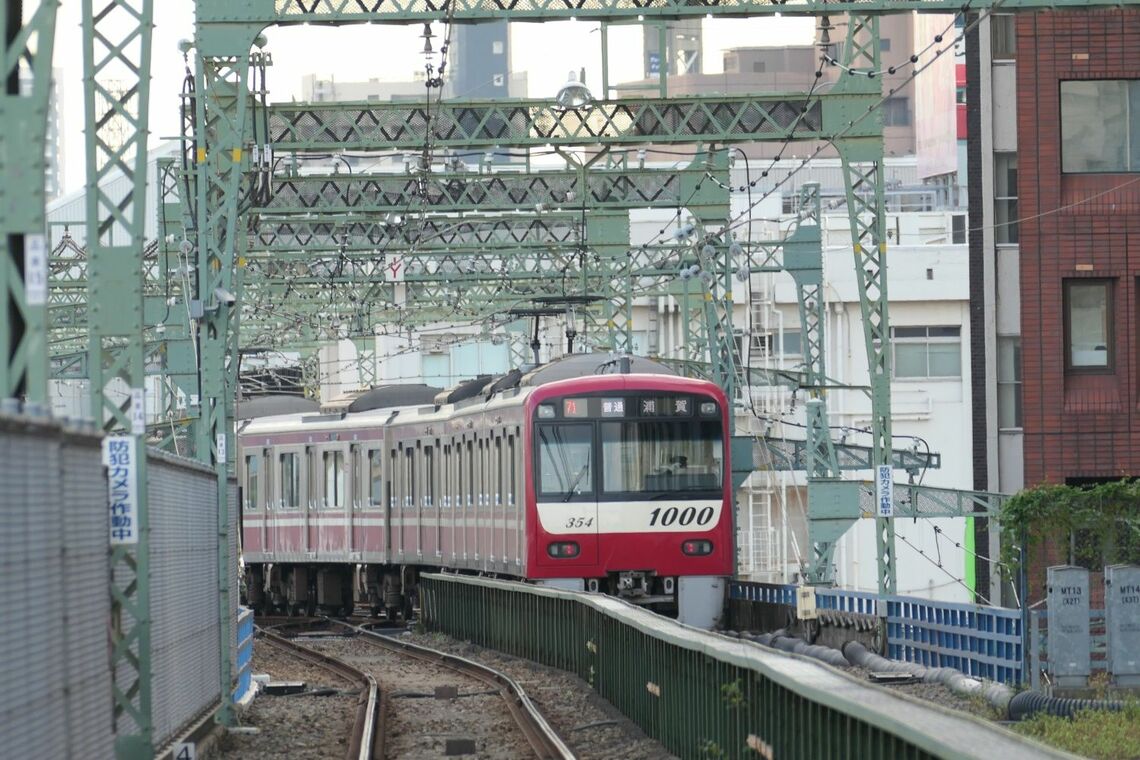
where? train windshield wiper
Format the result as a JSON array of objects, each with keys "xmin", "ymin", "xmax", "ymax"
[{"xmin": 562, "ymin": 463, "xmax": 589, "ymax": 502}]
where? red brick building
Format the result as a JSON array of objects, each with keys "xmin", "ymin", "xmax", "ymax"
[
  {"xmin": 969, "ymin": 9, "xmax": 1140, "ymax": 601},
  {"xmin": 1018, "ymin": 10, "xmax": 1140, "ymax": 485}
]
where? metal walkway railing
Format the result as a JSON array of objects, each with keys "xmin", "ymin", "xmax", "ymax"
[{"xmin": 421, "ymin": 574, "xmax": 1061, "ymax": 760}]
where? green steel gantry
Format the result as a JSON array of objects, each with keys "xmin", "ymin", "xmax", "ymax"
[{"xmin": 0, "ymin": 2, "xmax": 1115, "ymax": 758}]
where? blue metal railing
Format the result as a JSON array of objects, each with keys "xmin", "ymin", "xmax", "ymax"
[
  {"xmin": 233, "ymin": 606, "xmax": 255, "ymax": 703},
  {"xmin": 730, "ymin": 581, "xmax": 1025, "ymax": 684},
  {"xmin": 886, "ymin": 597, "xmax": 1022, "ymax": 684}
]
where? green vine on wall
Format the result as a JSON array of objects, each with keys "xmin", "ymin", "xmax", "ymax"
[{"xmin": 999, "ymin": 480, "xmax": 1140, "ymax": 571}]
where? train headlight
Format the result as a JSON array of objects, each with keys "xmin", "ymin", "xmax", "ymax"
[
  {"xmin": 681, "ymin": 539, "xmax": 713, "ymax": 556},
  {"xmin": 547, "ymin": 541, "xmax": 580, "ymax": 559},
  {"xmin": 699, "ymin": 401, "xmax": 718, "ymax": 416}
]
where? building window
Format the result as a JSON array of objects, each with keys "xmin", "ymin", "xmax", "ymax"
[
  {"xmin": 891, "ymin": 326, "xmax": 962, "ymax": 379},
  {"xmin": 994, "ymin": 153, "xmax": 1018, "ymax": 245},
  {"xmin": 752, "ymin": 61, "xmax": 766, "ymax": 73},
  {"xmin": 883, "ymin": 97, "xmax": 910, "ymax": 127},
  {"xmin": 1061, "ymin": 80, "xmax": 1140, "ymax": 173},
  {"xmin": 997, "ymin": 337, "xmax": 1022, "ymax": 429},
  {"xmin": 880, "ymin": 37, "xmax": 891, "ymax": 53},
  {"xmin": 1064, "ymin": 280, "xmax": 1113, "ymax": 370},
  {"xmin": 990, "ymin": 14, "xmax": 1016, "ymax": 60}
]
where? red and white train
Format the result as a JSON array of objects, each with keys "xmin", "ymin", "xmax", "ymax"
[{"xmin": 240, "ymin": 355, "xmax": 734, "ymax": 627}]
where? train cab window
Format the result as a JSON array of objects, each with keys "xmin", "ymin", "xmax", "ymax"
[
  {"xmin": 367, "ymin": 450, "xmax": 383, "ymax": 507},
  {"xmin": 600, "ymin": 419, "xmax": 723, "ymax": 495},
  {"xmin": 323, "ymin": 450, "xmax": 345, "ymax": 508},
  {"xmin": 536, "ymin": 424, "xmax": 593, "ymax": 500},
  {"xmin": 244, "ymin": 454, "xmax": 260, "ymax": 510},
  {"xmin": 280, "ymin": 452, "xmax": 300, "ymax": 508}
]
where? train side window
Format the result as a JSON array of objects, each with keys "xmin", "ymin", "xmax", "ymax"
[
  {"xmin": 367, "ymin": 449, "xmax": 383, "ymax": 507},
  {"xmin": 441, "ymin": 445, "xmax": 450, "ymax": 509},
  {"xmin": 323, "ymin": 450, "xmax": 345, "ymax": 508},
  {"xmin": 244, "ymin": 453, "xmax": 260, "ymax": 511},
  {"xmin": 280, "ymin": 452, "xmax": 300, "ymax": 508}
]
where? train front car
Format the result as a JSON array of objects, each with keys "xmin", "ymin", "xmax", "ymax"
[{"xmin": 526, "ymin": 374, "xmax": 733, "ymax": 628}]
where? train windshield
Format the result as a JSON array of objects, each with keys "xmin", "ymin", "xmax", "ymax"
[
  {"xmin": 600, "ymin": 420, "xmax": 723, "ymax": 495},
  {"xmin": 536, "ymin": 423, "xmax": 594, "ymax": 500},
  {"xmin": 534, "ymin": 393, "xmax": 725, "ymax": 500}
]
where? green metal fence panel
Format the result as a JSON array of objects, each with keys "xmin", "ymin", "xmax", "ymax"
[{"xmin": 421, "ymin": 573, "xmax": 1068, "ymax": 760}]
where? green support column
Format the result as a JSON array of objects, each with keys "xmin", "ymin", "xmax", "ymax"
[
  {"xmin": 1, "ymin": 1, "xmax": 57, "ymax": 405},
  {"xmin": 833, "ymin": 15, "xmax": 896, "ymax": 596},
  {"xmin": 783, "ymin": 185, "xmax": 849, "ymax": 584},
  {"xmin": 82, "ymin": 1, "xmax": 155, "ymax": 757},
  {"xmin": 191, "ymin": 37, "xmax": 262, "ymax": 727}
]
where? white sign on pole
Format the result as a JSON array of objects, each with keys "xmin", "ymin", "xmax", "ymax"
[
  {"xmin": 130, "ymin": 387, "xmax": 146, "ymax": 435},
  {"xmin": 216, "ymin": 432, "xmax": 227, "ymax": 463},
  {"xmin": 103, "ymin": 435, "xmax": 139, "ymax": 545},
  {"xmin": 876, "ymin": 464, "xmax": 893, "ymax": 518},
  {"xmin": 24, "ymin": 234, "xmax": 47, "ymax": 305},
  {"xmin": 173, "ymin": 743, "xmax": 197, "ymax": 760}
]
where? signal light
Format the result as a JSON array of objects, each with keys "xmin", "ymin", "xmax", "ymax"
[
  {"xmin": 547, "ymin": 541, "xmax": 580, "ymax": 559},
  {"xmin": 681, "ymin": 539, "xmax": 713, "ymax": 556}
]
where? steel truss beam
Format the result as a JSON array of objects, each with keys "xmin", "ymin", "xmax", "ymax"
[
  {"xmin": 259, "ymin": 155, "xmax": 725, "ymax": 216},
  {"xmin": 196, "ymin": 0, "xmax": 1140, "ymax": 26},
  {"xmin": 248, "ymin": 211, "xmax": 615, "ymax": 253},
  {"xmin": 266, "ymin": 96, "xmax": 837, "ymax": 151},
  {"xmin": 1, "ymin": 1, "xmax": 57, "ymax": 404}
]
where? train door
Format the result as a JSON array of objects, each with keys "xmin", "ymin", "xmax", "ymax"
[
  {"xmin": 275, "ymin": 445, "xmax": 305, "ymax": 555},
  {"xmin": 304, "ymin": 446, "xmax": 317, "ymax": 554},
  {"xmin": 441, "ymin": 444, "xmax": 452, "ymax": 560},
  {"xmin": 431, "ymin": 441, "xmax": 442, "ymax": 559},
  {"xmin": 507, "ymin": 432, "xmax": 519, "ymax": 571},
  {"xmin": 386, "ymin": 447, "xmax": 397, "ymax": 562},
  {"xmin": 241, "ymin": 449, "xmax": 265, "ymax": 557},
  {"xmin": 318, "ymin": 444, "xmax": 349, "ymax": 555},
  {"xmin": 495, "ymin": 435, "xmax": 506, "ymax": 569},
  {"xmin": 465, "ymin": 438, "xmax": 477, "ymax": 563},
  {"xmin": 360, "ymin": 446, "xmax": 383, "ymax": 558}
]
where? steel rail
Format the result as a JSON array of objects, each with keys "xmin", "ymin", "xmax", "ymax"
[
  {"xmin": 257, "ymin": 627, "xmax": 381, "ymax": 760},
  {"xmin": 329, "ymin": 619, "xmax": 576, "ymax": 760}
]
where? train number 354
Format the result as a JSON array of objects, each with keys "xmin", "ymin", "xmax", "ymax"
[
  {"xmin": 564, "ymin": 516, "xmax": 594, "ymax": 529},
  {"xmin": 648, "ymin": 506, "xmax": 715, "ymax": 527}
]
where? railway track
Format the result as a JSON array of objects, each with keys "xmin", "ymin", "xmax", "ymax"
[
  {"xmin": 261, "ymin": 617, "xmax": 573, "ymax": 759},
  {"xmin": 256, "ymin": 627, "xmax": 380, "ymax": 760}
]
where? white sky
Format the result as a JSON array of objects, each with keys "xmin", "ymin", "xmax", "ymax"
[{"xmin": 51, "ymin": 4, "xmax": 813, "ymax": 194}]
